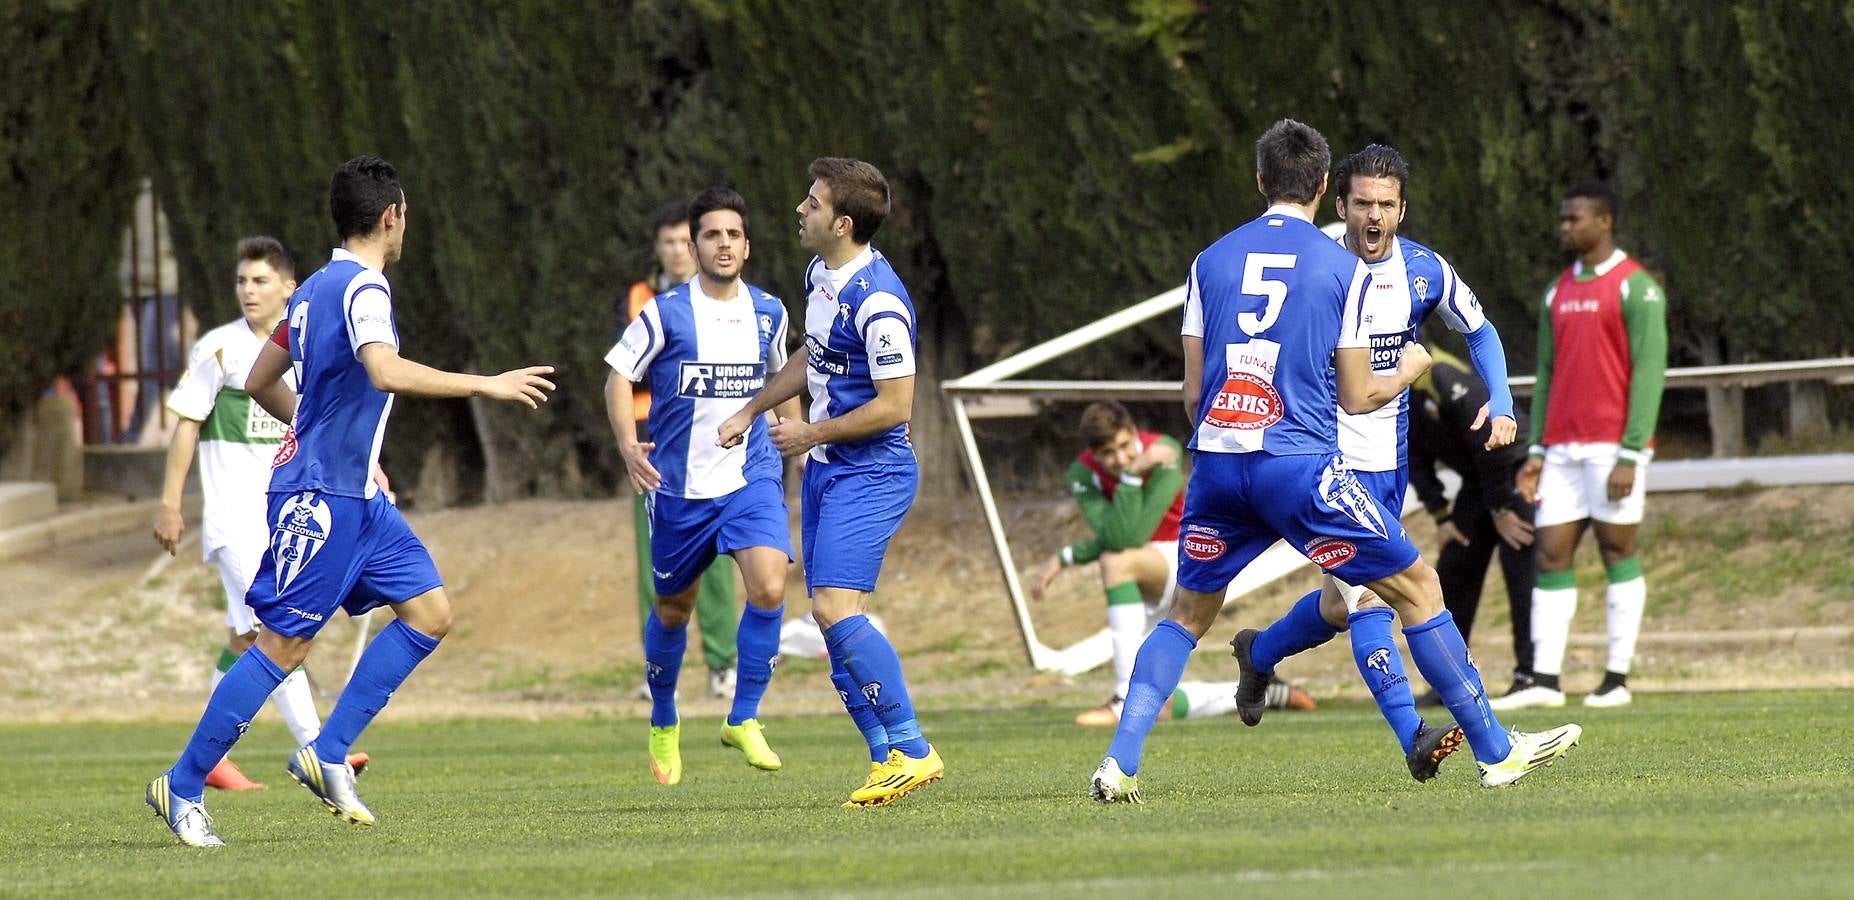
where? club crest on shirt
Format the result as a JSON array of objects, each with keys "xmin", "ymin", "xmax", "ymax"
[{"xmin": 1412, "ymin": 275, "xmax": 1429, "ymax": 297}]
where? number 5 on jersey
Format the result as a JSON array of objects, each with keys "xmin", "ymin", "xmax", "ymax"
[{"xmin": 1207, "ymin": 253, "xmax": 1296, "ymax": 435}]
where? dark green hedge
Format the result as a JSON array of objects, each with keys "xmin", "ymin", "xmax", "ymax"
[{"xmin": 3, "ymin": 1, "xmax": 1849, "ymax": 492}]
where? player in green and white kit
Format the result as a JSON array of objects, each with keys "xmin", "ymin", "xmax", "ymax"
[
  {"xmin": 1501, "ymin": 182, "xmax": 1668, "ymax": 710},
  {"xmin": 154, "ymin": 238, "xmax": 363, "ymax": 788}
]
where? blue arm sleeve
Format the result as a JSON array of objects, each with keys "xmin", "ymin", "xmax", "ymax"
[{"xmin": 1461, "ymin": 323, "xmax": 1514, "ymax": 420}]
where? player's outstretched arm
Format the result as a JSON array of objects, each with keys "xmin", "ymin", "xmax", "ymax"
[
  {"xmin": 246, "ymin": 335, "xmax": 298, "ymax": 425},
  {"xmin": 153, "ymin": 416, "xmax": 202, "ymax": 555},
  {"xmin": 604, "ymin": 371, "xmax": 660, "ymax": 492},
  {"xmin": 358, "ymin": 344, "xmax": 554, "ymax": 408},
  {"xmin": 768, "ymin": 375, "xmax": 912, "ymax": 458},
  {"xmin": 718, "ymin": 353, "xmax": 809, "ymax": 449},
  {"xmin": 1336, "ymin": 344, "xmax": 1430, "ymax": 415}
]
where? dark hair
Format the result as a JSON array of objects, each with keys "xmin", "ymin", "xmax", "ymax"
[
  {"xmin": 686, "ymin": 187, "xmax": 750, "ymax": 241},
  {"xmin": 236, "ymin": 235, "xmax": 294, "ymax": 279},
  {"xmin": 1564, "ymin": 180, "xmax": 1618, "ymax": 221},
  {"xmin": 329, "ymin": 155, "xmax": 404, "ymax": 240},
  {"xmin": 649, "ymin": 201, "xmax": 689, "ymax": 236},
  {"xmin": 1079, "ymin": 400, "xmax": 1136, "ymax": 450},
  {"xmin": 808, "ymin": 157, "xmax": 889, "ymax": 244},
  {"xmin": 1334, "ymin": 144, "xmax": 1410, "ymax": 201},
  {"xmin": 1254, "ymin": 119, "xmax": 1331, "ymax": 205}
]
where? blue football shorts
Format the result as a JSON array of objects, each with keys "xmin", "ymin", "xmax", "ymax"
[
  {"xmin": 245, "ymin": 490, "xmax": 443, "ymax": 640},
  {"xmin": 1353, "ymin": 467, "xmax": 1410, "ymax": 520},
  {"xmin": 799, "ymin": 459, "xmax": 917, "ymax": 594},
  {"xmin": 647, "ymin": 477, "xmax": 793, "ymax": 596},
  {"xmin": 1175, "ymin": 450, "xmax": 1419, "ymax": 593}
]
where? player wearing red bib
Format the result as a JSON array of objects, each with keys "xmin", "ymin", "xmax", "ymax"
[{"xmin": 1502, "ymin": 181, "xmax": 1667, "ymax": 710}]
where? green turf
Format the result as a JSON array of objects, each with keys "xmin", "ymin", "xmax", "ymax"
[{"xmin": 3, "ymin": 691, "xmax": 1851, "ymax": 898}]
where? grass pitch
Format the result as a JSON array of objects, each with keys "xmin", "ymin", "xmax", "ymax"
[{"xmin": 3, "ymin": 690, "xmax": 1850, "ymax": 898}]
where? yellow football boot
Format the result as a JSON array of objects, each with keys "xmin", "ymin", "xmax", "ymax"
[
  {"xmin": 720, "ymin": 719, "xmax": 783, "ymax": 771},
  {"xmin": 845, "ymin": 745, "xmax": 944, "ymax": 808}
]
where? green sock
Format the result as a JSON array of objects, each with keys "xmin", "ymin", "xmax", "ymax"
[{"xmin": 1104, "ymin": 581, "xmax": 1144, "ymax": 607}]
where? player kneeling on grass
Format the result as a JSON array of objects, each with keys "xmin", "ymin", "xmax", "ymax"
[
  {"xmin": 605, "ymin": 187, "xmax": 798, "ymax": 785},
  {"xmin": 1029, "ymin": 400, "xmax": 1314, "ymax": 726},
  {"xmin": 145, "ymin": 156, "xmax": 556, "ymax": 847}
]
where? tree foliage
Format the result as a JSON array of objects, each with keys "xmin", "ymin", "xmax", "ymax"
[
  {"xmin": 1, "ymin": 1, "xmax": 1849, "ymax": 495},
  {"xmin": 0, "ymin": 0, "xmax": 136, "ymax": 454}
]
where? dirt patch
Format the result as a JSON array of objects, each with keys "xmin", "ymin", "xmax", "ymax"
[{"xmin": 1, "ymin": 483, "xmax": 1848, "ymax": 722}]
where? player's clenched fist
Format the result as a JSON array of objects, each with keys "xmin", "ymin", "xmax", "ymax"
[
  {"xmin": 1395, "ymin": 341, "xmax": 1432, "ymax": 385},
  {"xmin": 481, "ymin": 365, "xmax": 556, "ymax": 408},
  {"xmin": 768, "ymin": 418, "xmax": 819, "ymax": 458}
]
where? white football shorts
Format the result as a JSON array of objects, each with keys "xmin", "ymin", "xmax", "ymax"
[
  {"xmin": 209, "ymin": 540, "xmax": 266, "ymax": 635},
  {"xmin": 1535, "ymin": 442, "xmax": 1649, "ymax": 528}
]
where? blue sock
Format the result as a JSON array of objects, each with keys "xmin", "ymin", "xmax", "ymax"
[
  {"xmin": 1348, "ymin": 608, "xmax": 1424, "ymax": 754},
  {"xmin": 729, "ymin": 604, "xmax": 783, "ymax": 726},
  {"xmin": 168, "ymin": 647, "xmax": 287, "ymax": 801},
  {"xmin": 829, "ymin": 651, "xmax": 888, "ymax": 762},
  {"xmin": 1251, "ymin": 589, "xmax": 1340, "ymax": 672},
  {"xmin": 643, "ymin": 610, "xmax": 686, "ymax": 729},
  {"xmin": 1105, "ymin": 619, "xmax": 1197, "ymax": 775},
  {"xmin": 824, "ymin": 615, "xmax": 927, "ymax": 758},
  {"xmin": 1403, "ymin": 610, "xmax": 1511, "ymax": 763},
  {"xmin": 314, "ymin": 619, "xmax": 439, "ymax": 763}
]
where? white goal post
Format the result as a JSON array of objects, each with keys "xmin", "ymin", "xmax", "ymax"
[
  {"xmin": 939, "ymin": 286, "xmax": 1320, "ymax": 674},
  {"xmin": 940, "ymin": 284, "xmax": 1854, "ymax": 674}
]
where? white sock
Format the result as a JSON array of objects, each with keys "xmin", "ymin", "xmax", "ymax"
[
  {"xmin": 1605, "ymin": 577, "xmax": 1646, "ymax": 674},
  {"xmin": 1530, "ymin": 585, "xmax": 1579, "ymax": 677},
  {"xmin": 1107, "ymin": 603, "xmax": 1148, "ymax": 699},
  {"xmin": 271, "ymin": 668, "xmax": 322, "ymax": 746},
  {"xmin": 1174, "ymin": 681, "xmax": 1239, "ymax": 719}
]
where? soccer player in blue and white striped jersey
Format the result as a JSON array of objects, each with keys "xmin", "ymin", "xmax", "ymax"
[
  {"xmin": 718, "ymin": 158, "xmax": 943, "ymax": 808},
  {"xmin": 145, "ymin": 156, "xmax": 556, "ymax": 847},
  {"xmin": 1235, "ymin": 144, "xmax": 1531, "ymax": 784},
  {"xmin": 1090, "ymin": 122, "xmax": 1581, "ymax": 803},
  {"xmin": 605, "ymin": 187, "xmax": 797, "ymax": 784}
]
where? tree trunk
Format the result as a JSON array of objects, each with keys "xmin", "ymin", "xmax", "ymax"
[
  {"xmin": 893, "ymin": 169, "xmax": 970, "ymax": 495},
  {"xmin": 1698, "ymin": 336, "xmax": 1743, "ymax": 458},
  {"xmin": 1788, "ymin": 380, "xmax": 1830, "ymax": 440}
]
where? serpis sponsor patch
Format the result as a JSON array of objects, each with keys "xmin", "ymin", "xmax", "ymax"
[
  {"xmin": 1183, "ymin": 533, "xmax": 1227, "ymax": 560},
  {"xmin": 1302, "ymin": 538, "xmax": 1357, "ymax": 570}
]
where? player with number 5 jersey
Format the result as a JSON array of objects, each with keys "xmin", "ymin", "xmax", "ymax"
[{"xmin": 1092, "ymin": 120, "xmax": 1582, "ymax": 805}]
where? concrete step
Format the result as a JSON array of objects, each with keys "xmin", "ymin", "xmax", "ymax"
[
  {"xmin": 0, "ymin": 495, "xmax": 199, "ymax": 563},
  {"xmin": 0, "ymin": 482, "xmax": 57, "ymax": 529}
]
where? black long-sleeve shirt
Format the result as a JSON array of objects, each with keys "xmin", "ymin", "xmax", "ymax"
[{"xmin": 1408, "ymin": 351, "xmax": 1529, "ymax": 521}]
